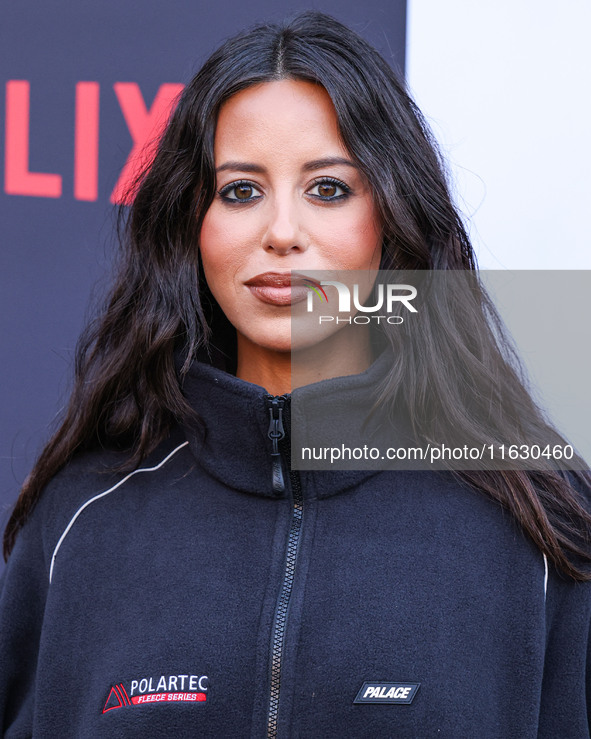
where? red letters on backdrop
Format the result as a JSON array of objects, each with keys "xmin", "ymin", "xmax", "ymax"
[
  {"xmin": 110, "ymin": 82, "xmax": 183, "ymax": 204},
  {"xmin": 3, "ymin": 80, "xmax": 184, "ymax": 203},
  {"xmin": 5, "ymin": 81, "xmax": 63, "ymax": 198},
  {"xmin": 74, "ymin": 82, "xmax": 100, "ymax": 202}
]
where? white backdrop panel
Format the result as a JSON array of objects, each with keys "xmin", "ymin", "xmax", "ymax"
[{"xmin": 406, "ymin": 0, "xmax": 591, "ymax": 269}]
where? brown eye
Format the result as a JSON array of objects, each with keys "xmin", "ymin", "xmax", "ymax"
[
  {"xmin": 308, "ymin": 179, "xmax": 351, "ymax": 201},
  {"xmin": 318, "ymin": 183, "xmax": 337, "ymax": 198},
  {"xmin": 235, "ymin": 184, "xmax": 253, "ymax": 200},
  {"xmin": 219, "ymin": 181, "xmax": 262, "ymax": 202}
]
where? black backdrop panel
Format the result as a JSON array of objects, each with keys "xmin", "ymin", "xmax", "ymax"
[{"xmin": 0, "ymin": 0, "xmax": 406, "ymax": 560}]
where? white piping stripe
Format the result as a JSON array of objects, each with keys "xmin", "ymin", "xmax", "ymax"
[
  {"xmin": 49, "ymin": 441, "xmax": 189, "ymax": 584},
  {"xmin": 543, "ymin": 553, "xmax": 549, "ymax": 602}
]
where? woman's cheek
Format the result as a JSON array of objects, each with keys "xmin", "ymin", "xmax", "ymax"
[
  {"xmin": 200, "ymin": 213, "xmax": 245, "ymax": 285},
  {"xmin": 321, "ymin": 224, "xmax": 381, "ymax": 271}
]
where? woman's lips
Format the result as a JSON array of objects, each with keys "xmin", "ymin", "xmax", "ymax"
[{"xmin": 244, "ymin": 273, "xmax": 313, "ymax": 306}]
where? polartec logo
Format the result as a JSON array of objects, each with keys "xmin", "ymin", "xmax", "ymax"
[
  {"xmin": 353, "ymin": 681, "xmax": 420, "ymax": 705},
  {"xmin": 102, "ymin": 674, "xmax": 209, "ymax": 713}
]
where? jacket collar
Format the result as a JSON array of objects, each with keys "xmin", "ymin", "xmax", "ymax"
[{"xmin": 180, "ymin": 353, "xmax": 394, "ymax": 500}]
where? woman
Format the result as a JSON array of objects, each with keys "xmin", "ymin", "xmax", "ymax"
[{"xmin": 1, "ymin": 11, "xmax": 590, "ymax": 738}]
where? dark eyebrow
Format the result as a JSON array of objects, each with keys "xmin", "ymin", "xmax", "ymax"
[
  {"xmin": 301, "ymin": 157, "xmax": 358, "ymax": 172},
  {"xmin": 216, "ymin": 162, "xmax": 267, "ymax": 174},
  {"xmin": 215, "ymin": 157, "xmax": 358, "ymax": 174}
]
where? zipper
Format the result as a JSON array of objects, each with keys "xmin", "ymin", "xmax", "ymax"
[
  {"xmin": 266, "ymin": 396, "xmax": 286, "ymax": 494},
  {"xmin": 264, "ymin": 396, "xmax": 304, "ymax": 739}
]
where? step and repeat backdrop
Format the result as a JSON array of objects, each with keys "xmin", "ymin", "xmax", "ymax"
[{"xmin": 0, "ymin": 1, "xmax": 406, "ymax": 554}]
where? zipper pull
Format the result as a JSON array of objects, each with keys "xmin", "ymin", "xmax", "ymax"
[{"xmin": 266, "ymin": 396, "xmax": 286, "ymax": 494}]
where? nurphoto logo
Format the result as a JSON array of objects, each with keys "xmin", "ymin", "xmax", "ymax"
[{"xmin": 305, "ymin": 279, "xmax": 417, "ymax": 325}]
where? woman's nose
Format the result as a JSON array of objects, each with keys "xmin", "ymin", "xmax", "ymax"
[{"xmin": 262, "ymin": 197, "xmax": 308, "ymax": 255}]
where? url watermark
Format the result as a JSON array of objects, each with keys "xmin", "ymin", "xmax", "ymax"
[{"xmin": 300, "ymin": 443, "xmax": 575, "ymax": 466}]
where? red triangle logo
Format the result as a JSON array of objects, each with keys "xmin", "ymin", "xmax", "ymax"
[{"xmin": 103, "ymin": 685, "xmax": 124, "ymax": 713}]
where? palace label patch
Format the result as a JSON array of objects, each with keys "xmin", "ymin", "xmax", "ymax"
[{"xmin": 354, "ymin": 682, "xmax": 420, "ymax": 705}]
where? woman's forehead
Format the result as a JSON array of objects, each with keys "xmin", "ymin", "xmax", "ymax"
[{"xmin": 213, "ymin": 79, "xmax": 348, "ymax": 167}]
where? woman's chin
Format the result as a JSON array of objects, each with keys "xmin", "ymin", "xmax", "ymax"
[
  {"xmin": 237, "ymin": 327, "xmax": 292, "ymax": 356},
  {"xmin": 237, "ymin": 332, "xmax": 334, "ymax": 358}
]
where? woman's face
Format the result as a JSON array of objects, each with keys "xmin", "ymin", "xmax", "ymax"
[{"xmin": 199, "ymin": 79, "xmax": 382, "ymax": 355}]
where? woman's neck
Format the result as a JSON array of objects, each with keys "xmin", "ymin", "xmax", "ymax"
[{"xmin": 236, "ymin": 325, "xmax": 375, "ymax": 395}]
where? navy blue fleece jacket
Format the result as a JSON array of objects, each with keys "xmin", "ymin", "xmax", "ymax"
[{"xmin": 1, "ymin": 358, "xmax": 590, "ymax": 738}]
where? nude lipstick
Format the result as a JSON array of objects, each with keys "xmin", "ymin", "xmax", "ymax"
[{"xmin": 244, "ymin": 272, "xmax": 313, "ymax": 306}]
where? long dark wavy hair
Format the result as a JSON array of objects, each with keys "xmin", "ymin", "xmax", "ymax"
[{"xmin": 4, "ymin": 11, "xmax": 591, "ymax": 578}]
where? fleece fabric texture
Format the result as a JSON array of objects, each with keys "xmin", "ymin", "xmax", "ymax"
[{"xmin": 0, "ymin": 358, "xmax": 590, "ymax": 738}]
